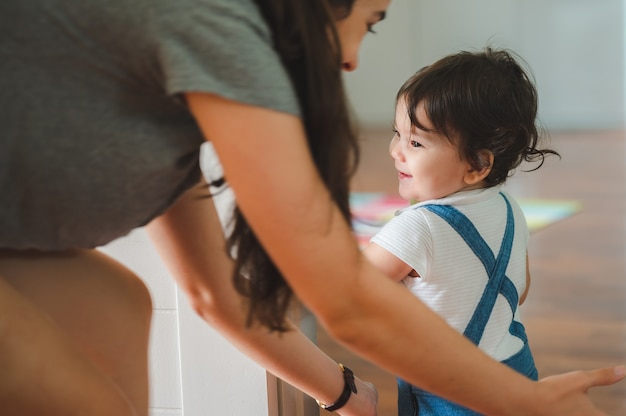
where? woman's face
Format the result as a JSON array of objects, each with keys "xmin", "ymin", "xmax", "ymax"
[{"xmin": 335, "ymin": 0, "xmax": 391, "ymax": 71}]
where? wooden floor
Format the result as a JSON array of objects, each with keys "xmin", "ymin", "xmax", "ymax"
[{"xmin": 316, "ymin": 129, "xmax": 626, "ymax": 415}]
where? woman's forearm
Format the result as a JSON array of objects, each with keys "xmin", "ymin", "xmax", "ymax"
[
  {"xmin": 188, "ymin": 94, "xmax": 530, "ymax": 414},
  {"xmin": 147, "ymin": 185, "xmax": 375, "ymax": 415},
  {"xmin": 327, "ymin": 258, "xmax": 536, "ymax": 415},
  {"xmin": 189, "ymin": 93, "xmax": 623, "ymax": 416},
  {"xmin": 202, "ymin": 309, "xmax": 342, "ymax": 403}
]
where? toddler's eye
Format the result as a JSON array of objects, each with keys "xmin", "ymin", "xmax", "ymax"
[
  {"xmin": 409, "ymin": 139, "xmax": 422, "ymax": 148},
  {"xmin": 367, "ymin": 24, "xmax": 377, "ymax": 34}
]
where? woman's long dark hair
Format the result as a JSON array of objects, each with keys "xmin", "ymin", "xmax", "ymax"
[{"xmin": 225, "ymin": 0, "xmax": 359, "ymax": 331}]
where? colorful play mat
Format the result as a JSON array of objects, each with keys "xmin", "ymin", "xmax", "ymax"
[{"xmin": 350, "ymin": 192, "xmax": 582, "ymax": 247}]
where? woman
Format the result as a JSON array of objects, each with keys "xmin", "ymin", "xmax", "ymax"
[{"xmin": 0, "ymin": 0, "xmax": 622, "ymax": 415}]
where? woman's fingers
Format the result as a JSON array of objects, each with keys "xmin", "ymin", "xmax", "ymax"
[
  {"xmin": 578, "ymin": 365, "xmax": 626, "ymax": 389},
  {"xmin": 542, "ymin": 365, "xmax": 626, "ymax": 391},
  {"xmin": 535, "ymin": 365, "xmax": 625, "ymax": 416}
]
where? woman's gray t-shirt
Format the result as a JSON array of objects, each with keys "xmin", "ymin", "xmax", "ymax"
[{"xmin": 0, "ymin": 0, "xmax": 300, "ymax": 249}]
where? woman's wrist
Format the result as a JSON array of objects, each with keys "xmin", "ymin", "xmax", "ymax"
[
  {"xmin": 316, "ymin": 364, "xmax": 357, "ymax": 412},
  {"xmin": 343, "ymin": 377, "xmax": 378, "ymax": 416},
  {"xmin": 315, "ymin": 364, "xmax": 377, "ymax": 416}
]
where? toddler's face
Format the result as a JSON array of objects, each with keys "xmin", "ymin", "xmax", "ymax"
[{"xmin": 389, "ymin": 99, "xmax": 478, "ymax": 202}]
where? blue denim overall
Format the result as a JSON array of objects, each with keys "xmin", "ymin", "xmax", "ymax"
[{"xmin": 398, "ymin": 193, "xmax": 538, "ymax": 416}]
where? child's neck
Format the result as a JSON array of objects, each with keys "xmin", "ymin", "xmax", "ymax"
[{"xmin": 410, "ymin": 182, "xmax": 490, "ymax": 205}]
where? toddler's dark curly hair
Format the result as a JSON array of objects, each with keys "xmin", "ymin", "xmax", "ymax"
[{"xmin": 398, "ymin": 47, "xmax": 559, "ymax": 185}]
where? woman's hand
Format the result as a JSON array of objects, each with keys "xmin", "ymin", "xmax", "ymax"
[
  {"xmin": 535, "ymin": 366, "xmax": 625, "ymax": 415},
  {"xmin": 337, "ymin": 377, "xmax": 378, "ymax": 416}
]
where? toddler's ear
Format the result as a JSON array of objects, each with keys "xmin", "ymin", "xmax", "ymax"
[{"xmin": 464, "ymin": 150, "xmax": 494, "ymax": 185}]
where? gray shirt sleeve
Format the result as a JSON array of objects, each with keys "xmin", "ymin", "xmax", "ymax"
[
  {"xmin": 0, "ymin": 0, "xmax": 302, "ymax": 250},
  {"xmin": 148, "ymin": 0, "xmax": 301, "ymax": 116}
]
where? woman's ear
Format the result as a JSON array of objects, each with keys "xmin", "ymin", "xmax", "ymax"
[{"xmin": 464, "ymin": 150, "xmax": 494, "ymax": 185}]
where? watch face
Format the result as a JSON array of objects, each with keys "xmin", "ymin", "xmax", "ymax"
[{"xmin": 316, "ymin": 399, "xmax": 331, "ymax": 409}]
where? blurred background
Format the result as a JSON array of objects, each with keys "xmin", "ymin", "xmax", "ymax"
[
  {"xmin": 316, "ymin": 1, "xmax": 626, "ymax": 415},
  {"xmin": 343, "ymin": 0, "xmax": 624, "ymax": 131}
]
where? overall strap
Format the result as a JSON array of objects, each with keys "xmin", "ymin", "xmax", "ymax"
[{"xmin": 422, "ymin": 193, "xmax": 525, "ymax": 345}]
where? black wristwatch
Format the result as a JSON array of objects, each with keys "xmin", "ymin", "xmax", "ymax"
[{"xmin": 316, "ymin": 364, "xmax": 358, "ymax": 412}]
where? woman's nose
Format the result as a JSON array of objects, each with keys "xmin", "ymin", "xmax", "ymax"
[{"xmin": 342, "ymin": 56, "xmax": 358, "ymax": 72}]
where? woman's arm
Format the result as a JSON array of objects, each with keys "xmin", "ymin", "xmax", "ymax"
[
  {"xmin": 147, "ymin": 182, "xmax": 377, "ymax": 416},
  {"xmin": 185, "ymin": 91, "xmax": 624, "ymax": 415}
]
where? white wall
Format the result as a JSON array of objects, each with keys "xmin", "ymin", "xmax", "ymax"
[
  {"xmin": 99, "ymin": 144, "xmax": 273, "ymax": 416},
  {"xmin": 101, "ymin": 226, "xmax": 273, "ymax": 416},
  {"xmin": 98, "ymin": 230, "xmax": 184, "ymax": 416},
  {"xmin": 345, "ymin": 0, "xmax": 625, "ymax": 131}
]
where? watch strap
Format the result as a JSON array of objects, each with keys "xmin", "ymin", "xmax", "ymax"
[{"xmin": 317, "ymin": 364, "xmax": 358, "ymax": 412}]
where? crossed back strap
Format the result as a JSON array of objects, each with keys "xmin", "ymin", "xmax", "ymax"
[{"xmin": 421, "ymin": 193, "xmax": 527, "ymax": 345}]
